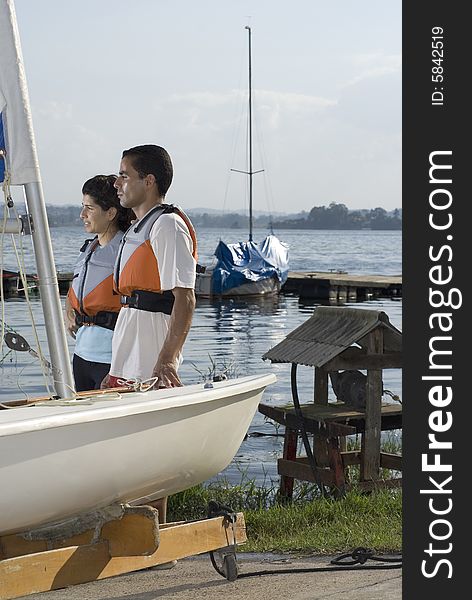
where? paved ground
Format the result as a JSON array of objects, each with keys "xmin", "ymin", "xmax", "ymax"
[{"xmin": 23, "ymin": 553, "xmax": 402, "ymax": 600}]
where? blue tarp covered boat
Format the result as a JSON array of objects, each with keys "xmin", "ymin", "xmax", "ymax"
[{"xmin": 211, "ymin": 234, "xmax": 289, "ymax": 295}]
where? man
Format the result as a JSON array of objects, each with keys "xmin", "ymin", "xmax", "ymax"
[{"xmin": 101, "ymin": 144, "xmax": 197, "ymax": 530}]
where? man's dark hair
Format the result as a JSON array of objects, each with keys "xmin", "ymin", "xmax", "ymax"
[
  {"xmin": 122, "ymin": 144, "xmax": 173, "ymax": 198},
  {"xmin": 82, "ymin": 174, "xmax": 134, "ymax": 232}
]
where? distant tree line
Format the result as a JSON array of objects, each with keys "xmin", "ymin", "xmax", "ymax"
[
  {"xmin": 273, "ymin": 203, "xmax": 402, "ymax": 230},
  {"xmin": 0, "ymin": 204, "xmax": 82, "ymax": 227},
  {"xmin": 46, "ymin": 205, "xmax": 82, "ymax": 227},
  {"xmin": 188, "ymin": 203, "xmax": 401, "ymax": 230},
  {"xmin": 1, "ymin": 203, "xmax": 401, "ymax": 230},
  {"xmin": 187, "ymin": 212, "xmax": 271, "ymax": 229}
]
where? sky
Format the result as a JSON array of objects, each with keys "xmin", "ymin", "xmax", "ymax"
[{"xmin": 12, "ymin": 0, "xmax": 401, "ymax": 214}]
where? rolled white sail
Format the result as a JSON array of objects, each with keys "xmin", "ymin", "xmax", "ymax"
[
  {"xmin": 0, "ymin": 0, "xmax": 39, "ymax": 184},
  {"xmin": 0, "ymin": 0, "xmax": 75, "ymax": 396}
]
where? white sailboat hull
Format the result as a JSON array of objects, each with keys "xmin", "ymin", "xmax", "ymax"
[{"xmin": 0, "ymin": 373, "xmax": 275, "ymax": 535}]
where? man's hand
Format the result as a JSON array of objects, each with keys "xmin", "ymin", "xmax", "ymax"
[
  {"xmin": 151, "ymin": 360, "xmax": 182, "ymax": 388},
  {"xmin": 150, "ymin": 287, "xmax": 195, "ymax": 388}
]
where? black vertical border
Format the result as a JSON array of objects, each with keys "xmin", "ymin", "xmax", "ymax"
[{"xmin": 403, "ymin": 2, "xmax": 467, "ymax": 597}]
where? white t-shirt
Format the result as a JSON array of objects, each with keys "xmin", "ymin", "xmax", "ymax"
[{"xmin": 109, "ymin": 210, "xmax": 196, "ymax": 381}]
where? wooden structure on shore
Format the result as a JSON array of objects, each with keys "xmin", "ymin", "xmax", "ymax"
[
  {"xmin": 260, "ymin": 306, "xmax": 403, "ymax": 497},
  {"xmin": 0, "ymin": 504, "xmax": 245, "ymax": 599},
  {"xmin": 283, "ymin": 271, "xmax": 402, "ymax": 303}
]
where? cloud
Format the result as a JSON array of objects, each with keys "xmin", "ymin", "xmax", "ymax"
[
  {"xmin": 342, "ymin": 53, "xmax": 401, "ymax": 87},
  {"xmin": 37, "ymin": 100, "xmax": 73, "ymax": 120},
  {"xmin": 155, "ymin": 89, "xmax": 336, "ymax": 132}
]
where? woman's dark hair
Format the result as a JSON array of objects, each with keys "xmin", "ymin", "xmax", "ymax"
[{"xmin": 82, "ymin": 174, "xmax": 134, "ymax": 232}]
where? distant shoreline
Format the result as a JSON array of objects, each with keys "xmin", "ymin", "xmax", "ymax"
[
  {"xmin": 1, "ymin": 202, "xmax": 402, "ymax": 230},
  {"xmin": 47, "ymin": 223, "xmax": 402, "ymax": 231}
]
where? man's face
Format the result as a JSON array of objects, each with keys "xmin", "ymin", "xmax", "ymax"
[{"xmin": 114, "ymin": 156, "xmax": 147, "ymax": 210}]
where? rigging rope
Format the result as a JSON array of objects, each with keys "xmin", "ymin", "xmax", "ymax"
[{"xmin": 1, "ymin": 174, "xmax": 54, "ymax": 399}]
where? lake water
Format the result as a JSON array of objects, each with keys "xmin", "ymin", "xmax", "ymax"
[{"xmin": 1, "ymin": 226, "xmax": 402, "ymax": 485}]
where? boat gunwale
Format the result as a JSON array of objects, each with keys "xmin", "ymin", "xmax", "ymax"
[{"xmin": 0, "ymin": 373, "xmax": 276, "ymax": 437}]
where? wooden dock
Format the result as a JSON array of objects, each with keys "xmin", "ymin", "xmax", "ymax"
[
  {"xmin": 282, "ymin": 271, "xmax": 402, "ymax": 303},
  {"xmin": 1, "ymin": 271, "xmax": 73, "ymax": 297},
  {"xmin": 2, "ymin": 270, "xmax": 402, "ymax": 303}
]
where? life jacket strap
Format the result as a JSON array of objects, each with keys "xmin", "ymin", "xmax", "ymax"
[
  {"xmin": 74, "ymin": 310, "xmax": 118, "ymax": 331},
  {"xmin": 120, "ymin": 289, "xmax": 175, "ymax": 315}
]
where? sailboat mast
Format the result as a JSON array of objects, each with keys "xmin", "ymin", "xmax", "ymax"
[
  {"xmin": 246, "ymin": 25, "xmax": 253, "ymax": 242},
  {"xmin": 230, "ymin": 27, "xmax": 263, "ymax": 241},
  {"xmin": 1, "ymin": 0, "xmax": 75, "ymax": 398}
]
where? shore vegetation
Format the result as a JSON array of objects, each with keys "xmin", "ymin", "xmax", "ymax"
[{"xmin": 168, "ymin": 434, "xmax": 402, "ymax": 554}]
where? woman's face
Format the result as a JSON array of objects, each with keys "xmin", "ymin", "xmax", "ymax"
[{"xmin": 80, "ymin": 194, "xmax": 115, "ymax": 235}]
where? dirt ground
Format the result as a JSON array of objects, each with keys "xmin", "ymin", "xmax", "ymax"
[{"xmin": 22, "ymin": 553, "xmax": 402, "ymax": 600}]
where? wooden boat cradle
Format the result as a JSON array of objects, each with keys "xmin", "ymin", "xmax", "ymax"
[{"xmin": 0, "ymin": 503, "xmax": 247, "ymax": 599}]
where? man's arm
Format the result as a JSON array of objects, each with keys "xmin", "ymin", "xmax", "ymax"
[{"xmin": 152, "ymin": 287, "xmax": 195, "ymax": 387}]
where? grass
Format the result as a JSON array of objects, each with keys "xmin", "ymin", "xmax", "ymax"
[
  {"xmin": 168, "ymin": 434, "xmax": 403, "ymax": 554},
  {"xmin": 244, "ymin": 489, "xmax": 402, "ymax": 554},
  {"xmin": 168, "ymin": 479, "xmax": 402, "ymax": 554}
]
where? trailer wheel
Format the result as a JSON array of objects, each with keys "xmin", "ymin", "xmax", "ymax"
[
  {"xmin": 210, "ymin": 548, "xmax": 239, "ymax": 582},
  {"xmin": 222, "ymin": 553, "xmax": 239, "ymax": 581}
]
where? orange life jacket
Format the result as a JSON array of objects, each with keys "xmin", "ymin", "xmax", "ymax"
[
  {"xmin": 113, "ymin": 204, "xmax": 197, "ymax": 313},
  {"xmin": 68, "ymin": 232, "xmax": 123, "ymax": 327}
]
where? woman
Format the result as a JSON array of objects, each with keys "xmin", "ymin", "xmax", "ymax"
[{"xmin": 65, "ymin": 174, "xmax": 134, "ymax": 391}]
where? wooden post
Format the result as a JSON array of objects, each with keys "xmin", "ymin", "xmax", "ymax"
[
  {"xmin": 279, "ymin": 427, "xmax": 298, "ymax": 502},
  {"xmin": 314, "ymin": 367, "xmax": 329, "ymax": 467},
  {"xmin": 314, "ymin": 367, "xmax": 328, "ymax": 404},
  {"xmin": 327, "ymin": 437, "xmax": 346, "ymax": 497},
  {"xmin": 361, "ymin": 329, "xmax": 384, "ymax": 481}
]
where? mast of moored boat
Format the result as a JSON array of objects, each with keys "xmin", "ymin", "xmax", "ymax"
[
  {"xmin": 246, "ymin": 25, "xmax": 254, "ymax": 242},
  {"xmin": 231, "ymin": 25, "xmax": 263, "ymax": 243},
  {"xmin": 0, "ymin": 0, "xmax": 75, "ymax": 397}
]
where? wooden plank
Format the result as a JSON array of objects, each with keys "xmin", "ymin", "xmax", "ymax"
[
  {"xmin": 0, "ymin": 541, "xmax": 111, "ymax": 599},
  {"xmin": 324, "ymin": 352, "xmax": 402, "ymax": 371},
  {"xmin": 259, "ymin": 402, "xmax": 402, "ymax": 435},
  {"xmin": 279, "ymin": 428, "xmax": 298, "ymax": 501},
  {"xmin": 314, "ymin": 367, "xmax": 328, "ymax": 404},
  {"xmin": 0, "ymin": 514, "xmax": 246, "ymax": 600},
  {"xmin": 313, "ymin": 367, "xmax": 330, "ymax": 468},
  {"xmin": 327, "ymin": 437, "xmax": 346, "ymax": 496},
  {"xmin": 340, "ymin": 450, "xmax": 362, "ymax": 466},
  {"xmin": 341, "ymin": 450, "xmax": 403, "ymax": 471},
  {"xmin": 313, "ymin": 435, "xmax": 330, "ymax": 468},
  {"xmin": 285, "ymin": 271, "xmax": 402, "ymax": 288},
  {"xmin": 278, "ymin": 458, "xmax": 334, "ymax": 486},
  {"xmin": 284, "ymin": 412, "xmax": 356, "ymax": 437},
  {"xmin": 1, "ymin": 506, "xmax": 159, "ymax": 560},
  {"xmin": 258, "ymin": 403, "xmax": 357, "ymax": 436},
  {"xmin": 380, "ymin": 452, "xmax": 403, "ymax": 471},
  {"xmin": 360, "ymin": 329, "xmax": 383, "ymax": 481}
]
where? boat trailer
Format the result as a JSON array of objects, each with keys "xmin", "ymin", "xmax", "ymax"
[{"xmin": 0, "ymin": 503, "xmax": 245, "ymax": 599}]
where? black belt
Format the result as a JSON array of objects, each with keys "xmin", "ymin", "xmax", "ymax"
[
  {"xmin": 120, "ymin": 289, "xmax": 174, "ymax": 315},
  {"xmin": 75, "ymin": 310, "xmax": 118, "ymax": 331}
]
